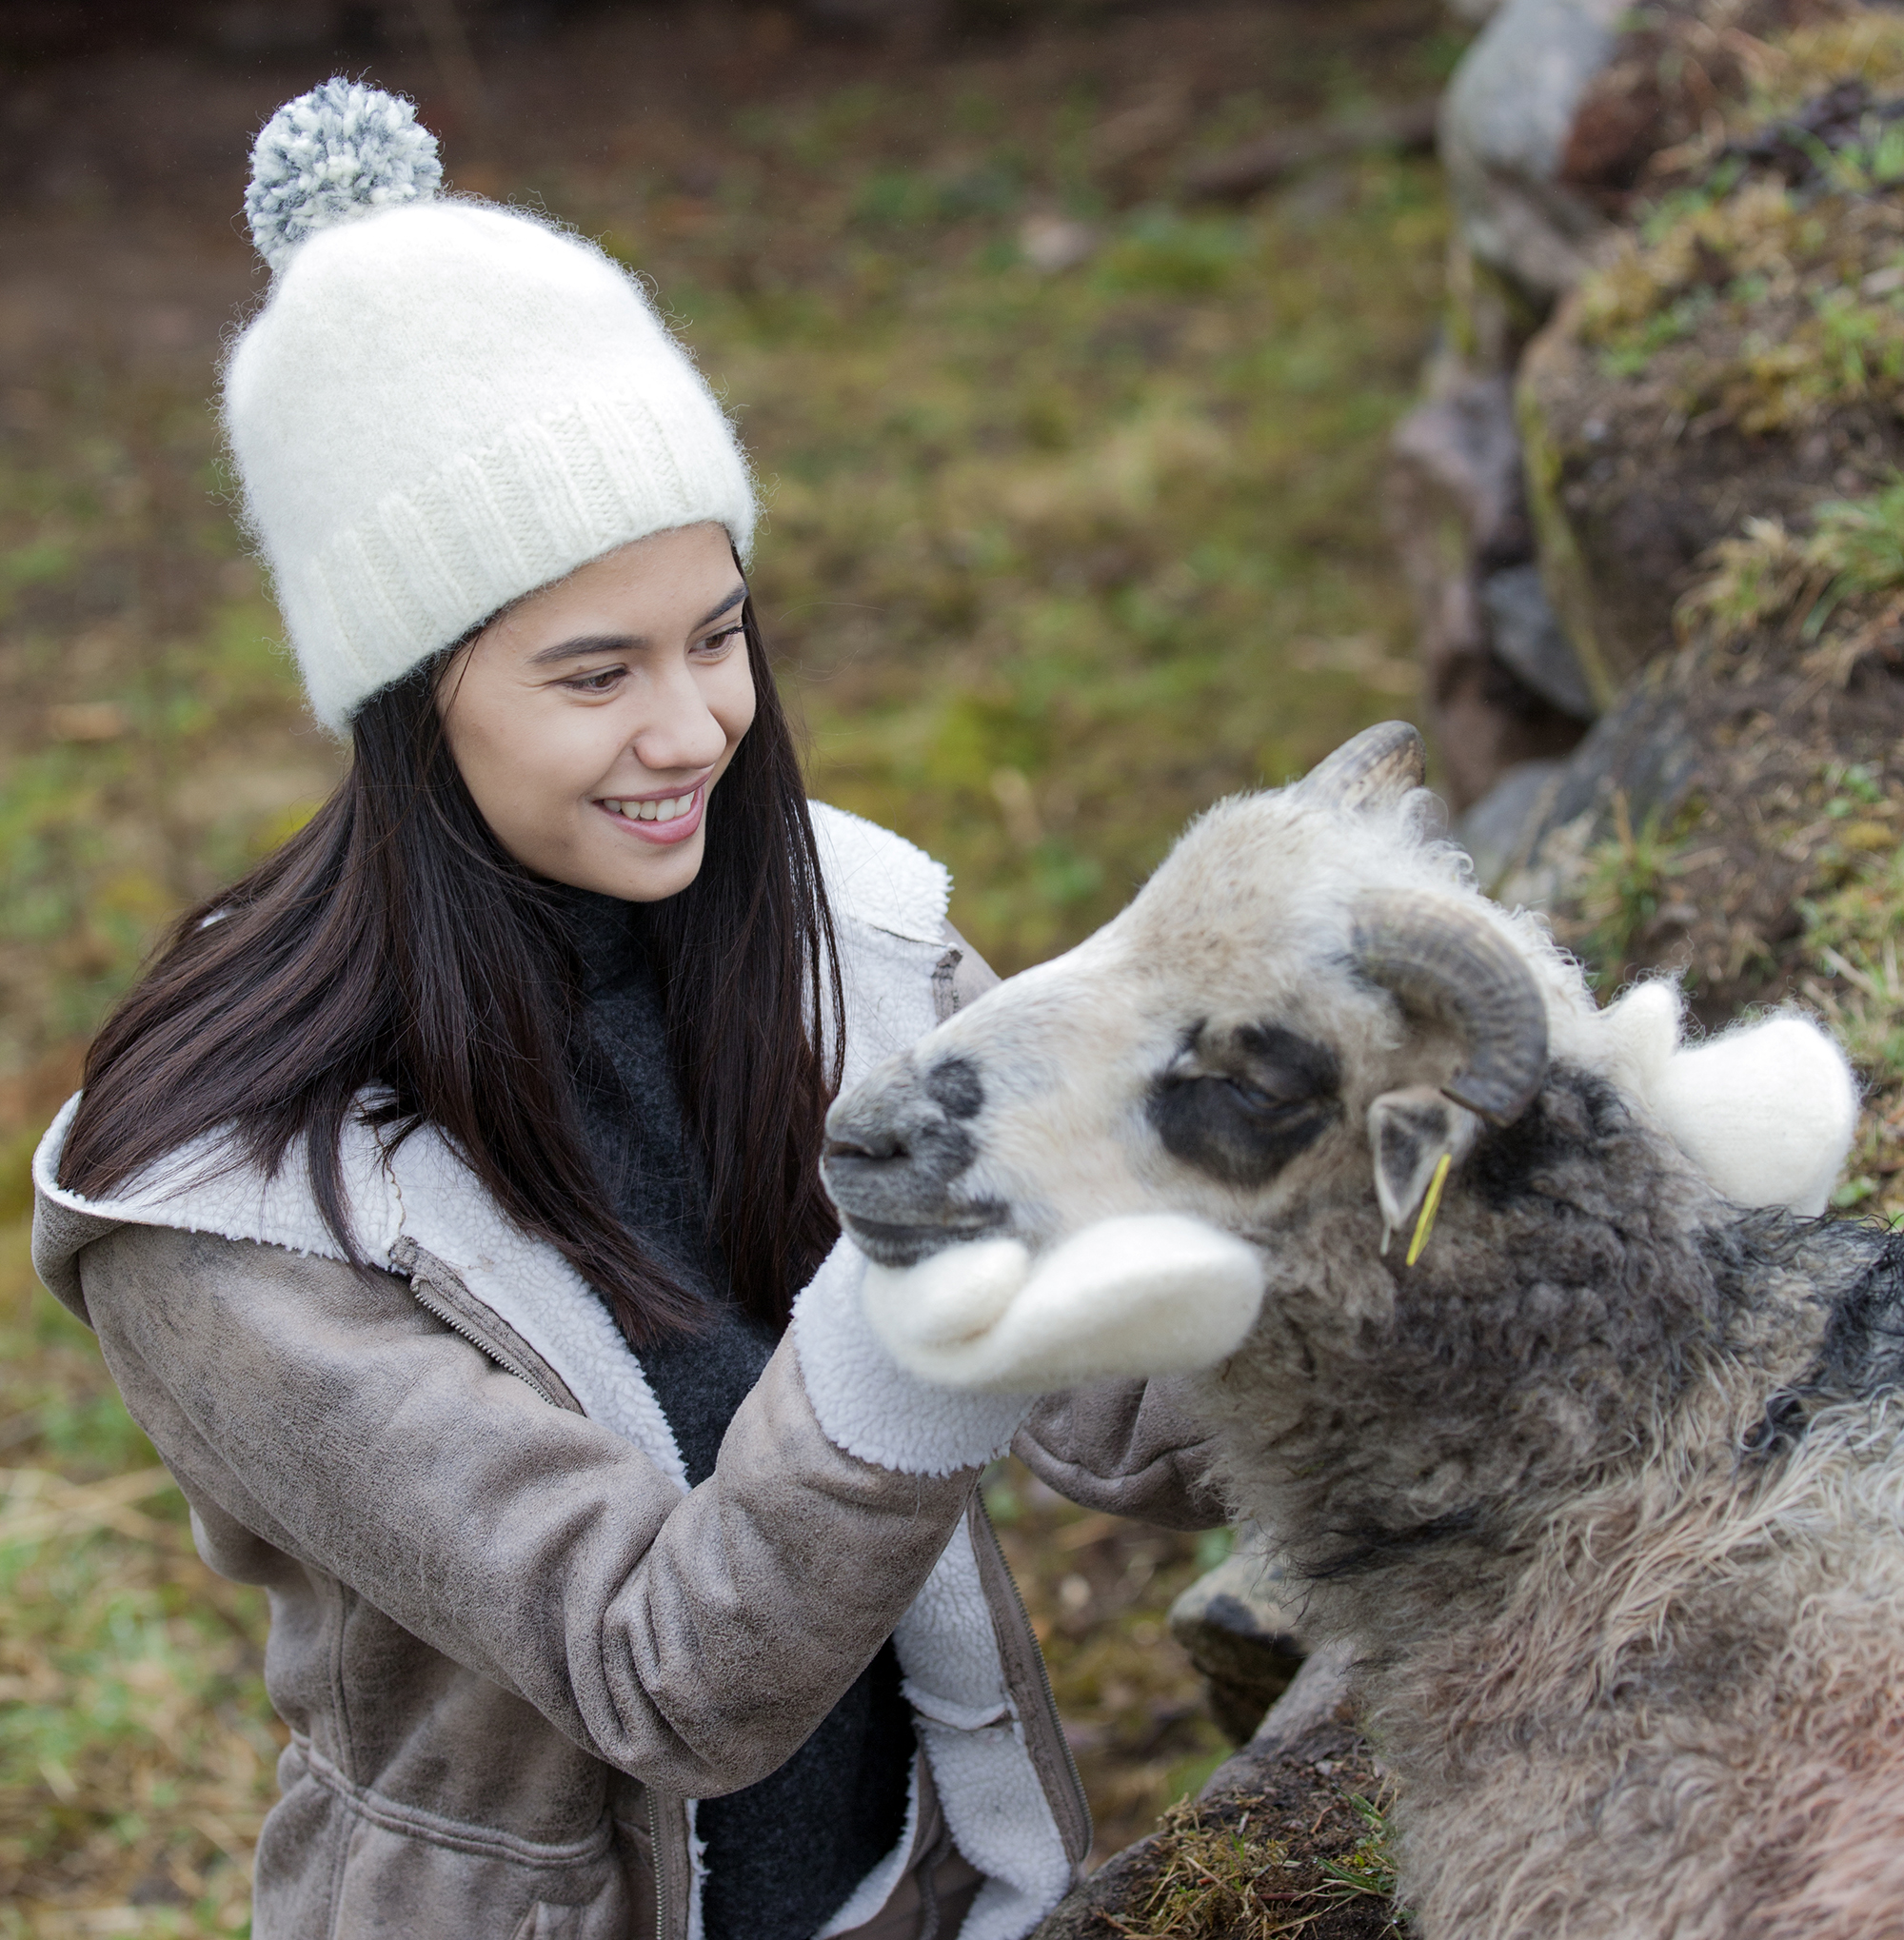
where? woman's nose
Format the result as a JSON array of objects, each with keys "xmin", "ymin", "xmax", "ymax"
[{"xmin": 629, "ymin": 665, "xmax": 729, "ymax": 772}]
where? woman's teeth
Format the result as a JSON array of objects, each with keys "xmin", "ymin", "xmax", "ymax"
[{"xmin": 605, "ymin": 792, "xmax": 696, "ymax": 823}]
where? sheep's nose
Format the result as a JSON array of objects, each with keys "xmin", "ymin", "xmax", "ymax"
[{"xmin": 822, "ymin": 1057, "xmax": 1002, "ymax": 1264}]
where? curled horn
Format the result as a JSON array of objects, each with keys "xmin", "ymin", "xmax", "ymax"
[
  {"xmin": 1299, "ymin": 722, "xmax": 1426, "ymax": 812},
  {"xmin": 1351, "ymin": 889, "xmax": 1549, "ymax": 1126}
]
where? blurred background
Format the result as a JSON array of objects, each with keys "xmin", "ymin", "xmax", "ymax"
[{"xmin": 0, "ymin": 0, "xmax": 1468, "ymax": 1930}]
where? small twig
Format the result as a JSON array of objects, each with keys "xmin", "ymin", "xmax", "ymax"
[{"xmin": 1820, "ymin": 944, "xmax": 1880, "ymax": 997}]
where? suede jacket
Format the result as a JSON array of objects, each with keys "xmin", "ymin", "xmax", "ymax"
[{"xmin": 31, "ymin": 805, "xmax": 1225, "ymax": 1940}]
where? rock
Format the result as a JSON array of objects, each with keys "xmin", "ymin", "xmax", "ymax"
[
  {"xmin": 1167, "ymin": 1527, "xmax": 1306, "ymax": 1744},
  {"xmin": 1388, "ymin": 366, "xmax": 1588, "ymax": 808},
  {"xmin": 1438, "ymin": 0, "xmax": 1631, "ymax": 305},
  {"xmin": 1515, "ymin": 297, "xmax": 1904, "ymax": 694},
  {"xmin": 1028, "ymin": 1648, "xmax": 1394, "ymax": 1940},
  {"xmin": 1497, "ymin": 618, "xmax": 1904, "ymax": 1020},
  {"xmin": 1390, "ymin": 369, "xmax": 1529, "ymax": 564},
  {"xmin": 1457, "ymin": 754, "xmax": 1565, "ymax": 892},
  {"xmin": 1480, "ymin": 562, "xmax": 1597, "ymax": 720}
]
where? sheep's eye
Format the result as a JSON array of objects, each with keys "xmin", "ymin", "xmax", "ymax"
[
  {"xmin": 1221, "ymin": 1063, "xmax": 1324, "ymax": 1115},
  {"xmin": 1225, "ymin": 1075, "xmax": 1296, "ymax": 1114},
  {"xmin": 1148, "ymin": 1022, "xmax": 1340, "ymax": 1188}
]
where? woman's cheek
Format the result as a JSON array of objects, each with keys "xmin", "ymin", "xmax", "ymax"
[{"xmin": 710, "ymin": 655, "xmax": 758, "ymax": 759}]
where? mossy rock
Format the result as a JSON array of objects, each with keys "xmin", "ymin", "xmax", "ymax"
[
  {"xmin": 1516, "ymin": 45, "xmax": 1904, "ymax": 689},
  {"xmin": 1498, "ymin": 601, "xmax": 1904, "ymax": 1216},
  {"xmin": 1517, "ymin": 292, "xmax": 1904, "ymax": 691},
  {"xmin": 1030, "ymin": 1714, "xmax": 1398, "ymax": 1940}
]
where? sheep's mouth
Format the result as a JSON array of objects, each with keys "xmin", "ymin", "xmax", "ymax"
[{"xmin": 835, "ymin": 1203, "xmax": 1010, "ymax": 1268}]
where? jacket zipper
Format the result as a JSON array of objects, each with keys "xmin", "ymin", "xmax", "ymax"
[
  {"xmin": 973, "ymin": 1497, "xmax": 1093, "ymax": 1864},
  {"xmin": 410, "ymin": 1254, "xmax": 673, "ymax": 1930},
  {"xmin": 647, "ymin": 1790, "xmax": 670, "ymax": 1940},
  {"xmin": 404, "ymin": 1276, "xmax": 568, "ymax": 1409}
]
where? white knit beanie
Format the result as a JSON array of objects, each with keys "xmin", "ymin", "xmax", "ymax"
[{"xmin": 225, "ymin": 80, "xmax": 757, "ymax": 733}]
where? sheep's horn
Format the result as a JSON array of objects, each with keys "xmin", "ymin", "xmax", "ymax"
[
  {"xmin": 1298, "ymin": 722, "xmax": 1426, "ymax": 812},
  {"xmin": 1350, "ymin": 889, "xmax": 1548, "ymax": 1126}
]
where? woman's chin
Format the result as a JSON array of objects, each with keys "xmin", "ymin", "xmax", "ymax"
[{"xmin": 581, "ymin": 825, "xmax": 707, "ymax": 903}]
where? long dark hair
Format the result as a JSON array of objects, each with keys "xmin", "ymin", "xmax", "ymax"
[{"xmin": 58, "ymin": 602, "xmax": 844, "ymax": 1343}]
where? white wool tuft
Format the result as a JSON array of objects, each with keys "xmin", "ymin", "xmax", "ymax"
[
  {"xmin": 246, "ymin": 80, "xmax": 442, "ymax": 275},
  {"xmin": 861, "ymin": 1216, "xmax": 1268, "ymax": 1395},
  {"xmin": 1631, "ymin": 1004, "xmax": 1859, "ymax": 1217}
]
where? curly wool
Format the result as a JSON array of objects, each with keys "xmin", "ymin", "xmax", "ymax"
[{"xmin": 245, "ymin": 79, "xmax": 442, "ymax": 274}]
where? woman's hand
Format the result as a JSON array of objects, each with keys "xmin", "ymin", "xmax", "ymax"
[{"xmin": 858, "ymin": 1216, "xmax": 1266, "ymax": 1395}]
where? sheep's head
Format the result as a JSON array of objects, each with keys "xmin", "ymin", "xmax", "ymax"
[{"xmin": 823, "ymin": 723, "xmax": 1578, "ymax": 1391}]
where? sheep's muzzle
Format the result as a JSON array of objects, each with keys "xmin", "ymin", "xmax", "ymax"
[{"xmin": 822, "ymin": 1055, "xmax": 1009, "ymax": 1265}]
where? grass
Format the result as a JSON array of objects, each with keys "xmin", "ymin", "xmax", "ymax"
[
  {"xmin": 0, "ymin": 4, "xmax": 1459, "ymax": 1928},
  {"xmin": 1558, "ymin": 748, "xmax": 1904, "ymax": 1223},
  {"xmin": 1534, "ymin": 3, "xmax": 1904, "ymax": 1227},
  {"xmin": 1570, "ymin": 6, "xmax": 1904, "ymax": 436},
  {"xmin": 1577, "ymin": 170, "xmax": 1904, "ymax": 433},
  {"xmin": 1795, "ymin": 765, "xmax": 1904, "ymax": 1217},
  {"xmin": 1102, "ymin": 1786, "xmax": 1404, "ymax": 1938},
  {"xmin": 0, "ymin": 1222, "xmax": 280, "ymax": 1934}
]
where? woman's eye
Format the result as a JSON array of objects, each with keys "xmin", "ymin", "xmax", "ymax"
[
  {"xmin": 566, "ymin": 667, "xmax": 625, "ymax": 693},
  {"xmin": 694, "ymin": 624, "xmax": 744, "ymax": 658}
]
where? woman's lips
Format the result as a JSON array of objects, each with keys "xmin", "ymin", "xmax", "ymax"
[{"xmin": 597, "ymin": 782, "xmax": 705, "ymax": 846}]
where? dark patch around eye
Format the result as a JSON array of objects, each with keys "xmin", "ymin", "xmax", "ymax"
[
  {"xmin": 1231, "ymin": 1025, "xmax": 1341, "ymax": 1101},
  {"xmin": 924, "ymin": 1057, "xmax": 984, "ymax": 1120},
  {"xmin": 1147, "ymin": 1023, "xmax": 1341, "ymax": 1188}
]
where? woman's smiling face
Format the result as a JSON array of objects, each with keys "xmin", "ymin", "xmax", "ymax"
[{"xmin": 438, "ymin": 522, "xmax": 757, "ymax": 902}]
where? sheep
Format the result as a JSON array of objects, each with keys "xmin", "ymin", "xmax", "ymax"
[{"xmin": 821, "ymin": 722, "xmax": 1904, "ymax": 1940}]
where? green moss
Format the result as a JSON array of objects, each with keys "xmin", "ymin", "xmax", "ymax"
[
  {"xmin": 1571, "ymin": 793, "xmax": 1709, "ymax": 994},
  {"xmin": 1577, "ymin": 170, "xmax": 1904, "ymax": 432},
  {"xmin": 1795, "ymin": 792, "xmax": 1904, "ymax": 1222},
  {"xmin": 1113, "ymin": 1786, "xmax": 1405, "ymax": 1937},
  {"xmin": 1515, "ymin": 371, "xmax": 1618, "ymax": 708}
]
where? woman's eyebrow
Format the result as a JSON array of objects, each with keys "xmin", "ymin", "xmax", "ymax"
[
  {"xmin": 523, "ymin": 585, "xmax": 747, "ymax": 668},
  {"xmin": 526, "ymin": 633, "xmax": 638, "ymax": 666},
  {"xmin": 695, "ymin": 584, "xmax": 748, "ymax": 628}
]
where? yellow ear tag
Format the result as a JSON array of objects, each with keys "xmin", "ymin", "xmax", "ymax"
[{"xmin": 1405, "ymin": 1152, "xmax": 1453, "ymax": 1268}]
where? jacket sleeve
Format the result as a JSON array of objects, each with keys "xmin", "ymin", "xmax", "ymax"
[
  {"xmin": 76, "ymin": 1221, "xmax": 977, "ymax": 1800},
  {"xmin": 1013, "ymin": 1380, "xmax": 1229, "ymax": 1531}
]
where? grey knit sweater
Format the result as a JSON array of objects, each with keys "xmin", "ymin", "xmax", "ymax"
[{"xmin": 561, "ymin": 891, "xmax": 914, "ymax": 1940}]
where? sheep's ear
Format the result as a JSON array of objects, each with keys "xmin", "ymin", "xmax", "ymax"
[{"xmin": 1367, "ymin": 1085, "xmax": 1478, "ymax": 1253}]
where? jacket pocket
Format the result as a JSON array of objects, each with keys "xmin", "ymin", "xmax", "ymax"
[
  {"xmin": 327, "ymin": 1810, "xmax": 628, "ymax": 1940},
  {"xmin": 266, "ymin": 1740, "xmax": 629, "ymax": 1940},
  {"xmin": 511, "ymin": 1902, "xmax": 589, "ymax": 1940}
]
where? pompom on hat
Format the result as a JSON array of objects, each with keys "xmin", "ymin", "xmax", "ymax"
[{"xmin": 225, "ymin": 80, "xmax": 756, "ymax": 733}]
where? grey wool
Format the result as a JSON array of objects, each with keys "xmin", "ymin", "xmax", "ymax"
[{"xmin": 244, "ymin": 79, "xmax": 442, "ymax": 275}]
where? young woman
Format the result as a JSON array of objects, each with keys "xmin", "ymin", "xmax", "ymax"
[{"xmin": 29, "ymin": 82, "xmax": 1226, "ymax": 1940}]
